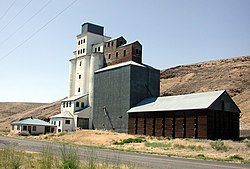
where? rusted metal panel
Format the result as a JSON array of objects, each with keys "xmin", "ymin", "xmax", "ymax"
[
  {"xmin": 175, "ymin": 117, "xmax": 184, "ymax": 138},
  {"xmin": 197, "ymin": 114, "xmax": 207, "ymax": 139}
]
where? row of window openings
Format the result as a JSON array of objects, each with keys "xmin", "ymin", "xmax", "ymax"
[
  {"xmin": 94, "ymin": 46, "xmax": 101, "ymax": 52},
  {"xmin": 78, "ymin": 39, "xmax": 85, "ymax": 45},
  {"xmin": 51, "ymin": 120, "xmax": 70, "ymax": 126},
  {"xmin": 106, "ymin": 41, "xmax": 124, "ymax": 47},
  {"xmin": 13, "ymin": 125, "xmax": 37, "ymax": 131},
  {"xmin": 78, "ymin": 48, "xmax": 85, "ymax": 55},
  {"xmin": 63, "ymin": 101, "xmax": 84, "ymax": 108},
  {"xmin": 108, "ymin": 50, "xmax": 127, "ymax": 59}
]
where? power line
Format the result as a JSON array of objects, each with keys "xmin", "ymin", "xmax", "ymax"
[
  {"xmin": 0, "ymin": 0, "xmax": 33, "ymax": 34},
  {"xmin": 0, "ymin": 0, "xmax": 78, "ymax": 62},
  {"xmin": 0, "ymin": 0, "xmax": 17, "ymax": 21},
  {"xmin": 0, "ymin": 0, "xmax": 53, "ymax": 47}
]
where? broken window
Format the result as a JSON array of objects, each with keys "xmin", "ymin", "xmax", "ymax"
[{"xmin": 65, "ymin": 120, "xmax": 70, "ymax": 124}]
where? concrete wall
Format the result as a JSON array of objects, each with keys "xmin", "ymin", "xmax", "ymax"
[{"xmin": 93, "ymin": 64, "xmax": 160, "ymax": 132}]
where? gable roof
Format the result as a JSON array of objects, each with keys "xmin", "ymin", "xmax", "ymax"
[
  {"xmin": 62, "ymin": 94, "xmax": 88, "ymax": 101},
  {"xmin": 128, "ymin": 90, "xmax": 226, "ymax": 113},
  {"xmin": 11, "ymin": 118, "xmax": 55, "ymax": 126},
  {"xmin": 50, "ymin": 111, "xmax": 74, "ymax": 119}
]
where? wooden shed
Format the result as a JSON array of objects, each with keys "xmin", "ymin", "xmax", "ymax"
[{"xmin": 127, "ymin": 90, "xmax": 240, "ymax": 140}]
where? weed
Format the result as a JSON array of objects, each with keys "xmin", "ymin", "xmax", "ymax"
[
  {"xmin": 144, "ymin": 142, "xmax": 172, "ymax": 148},
  {"xmin": 60, "ymin": 144, "xmax": 80, "ymax": 169},
  {"xmin": 246, "ymin": 142, "xmax": 250, "ymax": 148},
  {"xmin": 196, "ymin": 154, "xmax": 205, "ymax": 159},
  {"xmin": 40, "ymin": 144, "xmax": 56, "ymax": 169},
  {"xmin": 210, "ymin": 139, "xmax": 228, "ymax": 151},
  {"xmin": 0, "ymin": 148, "xmax": 22, "ymax": 169},
  {"xmin": 174, "ymin": 144, "xmax": 185, "ymax": 149},
  {"xmin": 187, "ymin": 145, "xmax": 204, "ymax": 151}
]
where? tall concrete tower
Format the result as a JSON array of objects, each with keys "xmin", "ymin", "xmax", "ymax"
[{"xmin": 51, "ymin": 23, "xmax": 111, "ymax": 132}]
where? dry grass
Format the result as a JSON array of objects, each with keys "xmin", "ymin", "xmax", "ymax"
[{"xmin": 23, "ymin": 130, "xmax": 250, "ymax": 163}]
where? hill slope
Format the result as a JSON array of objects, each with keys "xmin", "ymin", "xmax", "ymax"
[
  {"xmin": 0, "ymin": 56, "xmax": 249, "ymax": 130},
  {"xmin": 160, "ymin": 56, "xmax": 250, "ymax": 129}
]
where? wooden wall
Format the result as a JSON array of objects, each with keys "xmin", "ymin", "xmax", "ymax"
[{"xmin": 128, "ymin": 110, "xmax": 239, "ymax": 140}]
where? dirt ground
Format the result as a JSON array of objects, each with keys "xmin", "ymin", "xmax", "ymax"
[{"xmin": 21, "ymin": 130, "xmax": 250, "ymax": 163}]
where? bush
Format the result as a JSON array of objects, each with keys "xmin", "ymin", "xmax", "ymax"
[
  {"xmin": 40, "ymin": 145, "xmax": 56, "ymax": 169},
  {"xmin": 60, "ymin": 144, "xmax": 80, "ymax": 169},
  {"xmin": 0, "ymin": 148, "xmax": 22, "ymax": 169},
  {"xmin": 113, "ymin": 138, "xmax": 146, "ymax": 145},
  {"xmin": 229, "ymin": 155, "xmax": 244, "ymax": 161},
  {"xmin": 196, "ymin": 154, "xmax": 205, "ymax": 159},
  {"xmin": 210, "ymin": 139, "xmax": 228, "ymax": 151},
  {"xmin": 144, "ymin": 142, "xmax": 172, "ymax": 148}
]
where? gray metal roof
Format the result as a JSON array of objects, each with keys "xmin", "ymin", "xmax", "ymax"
[
  {"xmin": 127, "ymin": 90, "xmax": 225, "ymax": 113},
  {"xmin": 11, "ymin": 118, "xmax": 55, "ymax": 126},
  {"xmin": 50, "ymin": 112, "xmax": 74, "ymax": 119},
  {"xmin": 62, "ymin": 94, "xmax": 88, "ymax": 101}
]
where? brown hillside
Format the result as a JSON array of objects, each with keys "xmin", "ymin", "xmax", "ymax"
[
  {"xmin": 0, "ymin": 102, "xmax": 46, "ymax": 119},
  {"xmin": 160, "ymin": 56, "xmax": 250, "ymax": 130},
  {"xmin": 0, "ymin": 99, "xmax": 62, "ymax": 130}
]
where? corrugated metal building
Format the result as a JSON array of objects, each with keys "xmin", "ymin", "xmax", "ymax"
[
  {"xmin": 93, "ymin": 61, "xmax": 160, "ymax": 132},
  {"xmin": 127, "ymin": 90, "xmax": 240, "ymax": 140}
]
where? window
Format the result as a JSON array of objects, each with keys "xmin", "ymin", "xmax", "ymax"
[
  {"xmin": 136, "ymin": 49, "xmax": 139, "ymax": 54},
  {"xmin": 95, "ymin": 48, "xmax": 97, "ymax": 52},
  {"xmin": 76, "ymin": 102, "xmax": 79, "ymax": 107},
  {"xmin": 23, "ymin": 126, "xmax": 27, "ymax": 131},
  {"xmin": 79, "ymin": 74, "xmax": 81, "ymax": 79},
  {"xmin": 69, "ymin": 102, "xmax": 71, "ymax": 107},
  {"xmin": 81, "ymin": 102, "xmax": 84, "ymax": 108},
  {"xmin": 78, "ymin": 41, "xmax": 80, "ymax": 45},
  {"xmin": 17, "ymin": 125, "xmax": 20, "ymax": 130},
  {"xmin": 111, "ymin": 41, "xmax": 113, "ymax": 46},
  {"xmin": 83, "ymin": 39, "xmax": 85, "ymax": 43},
  {"xmin": 59, "ymin": 121, "xmax": 61, "ymax": 127},
  {"xmin": 63, "ymin": 102, "xmax": 65, "ymax": 108},
  {"xmin": 80, "ymin": 49, "xmax": 82, "ymax": 54},
  {"xmin": 123, "ymin": 50, "xmax": 126, "ymax": 56},
  {"xmin": 81, "ymin": 39, "xmax": 83, "ymax": 44},
  {"xmin": 78, "ymin": 50, "xmax": 80, "ymax": 55},
  {"xmin": 78, "ymin": 88, "xmax": 80, "ymax": 92},
  {"xmin": 66, "ymin": 102, "xmax": 68, "ymax": 107},
  {"xmin": 108, "ymin": 54, "xmax": 111, "ymax": 59},
  {"xmin": 32, "ymin": 126, "xmax": 36, "ymax": 131},
  {"xmin": 54, "ymin": 121, "xmax": 56, "ymax": 125},
  {"xmin": 116, "ymin": 52, "xmax": 118, "ymax": 58},
  {"xmin": 98, "ymin": 46, "xmax": 100, "ymax": 51},
  {"xmin": 107, "ymin": 43, "xmax": 110, "ymax": 47},
  {"xmin": 80, "ymin": 61, "xmax": 82, "ymax": 66},
  {"xmin": 65, "ymin": 120, "xmax": 70, "ymax": 124},
  {"xmin": 82, "ymin": 48, "xmax": 85, "ymax": 53}
]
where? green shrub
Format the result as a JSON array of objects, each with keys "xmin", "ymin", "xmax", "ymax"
[
  {"xmin": 174, "ymin": 144, "xmax": 185, "ymax": 149},
  {"xmin": 40, "ymin": 145, "xmax": 55, "ymax": 169},
  {"xmin": 144, "ymin": 142, "xmax": 172, "ymax": 148},
  {"xmin": 113, "ymin": 138, "xmax": 146, "ymax": 145},
  {"xmin": 210, "ymin": 139, "xmax": 228, "ymax": 151},
  {"xmin": 196, "ymin": 154, "xmax": 205, "ymax": 159},
  {"xmin": 229, "ymin": 155, "xmax": 244, "ymax": 161}
]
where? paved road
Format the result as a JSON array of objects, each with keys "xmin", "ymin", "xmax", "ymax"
[{"xmin": 0, "ymin": 136, "xmax": 249, "ymax": 169}]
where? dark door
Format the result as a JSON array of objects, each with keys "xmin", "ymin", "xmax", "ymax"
[
  {"xmin": 28, "ymin": 126, "xmax": 31, "ymax": 133},
  {"xmin": 77, "ymin": 118, "xmax": 89, "ymax": 129}
]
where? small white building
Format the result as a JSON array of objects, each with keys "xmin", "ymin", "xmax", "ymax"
[
  {"xmin": 11, "ymin": 118, "xmax": 56, "ymax": 135},
  {"xmin": 50, "ymin": 112, "xmax": 75, "ymax": 132}
]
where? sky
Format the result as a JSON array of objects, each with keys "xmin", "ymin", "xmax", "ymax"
[{"xmin": 0, "ymin": 0, "xmax": 249, "ymax": 103}]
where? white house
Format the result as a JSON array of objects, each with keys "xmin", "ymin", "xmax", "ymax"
[
  {"xmin": 11, "ymin": 118, "xmax": 56, "ymax": 135},
  {"xmin": 50, "ymin": 22, "xmax": 111, "ymax": 132}
]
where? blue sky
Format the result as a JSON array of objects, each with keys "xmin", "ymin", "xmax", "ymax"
[{"xmin": 0, "ymin": 0, "xmax": 249, "ymax": 103}]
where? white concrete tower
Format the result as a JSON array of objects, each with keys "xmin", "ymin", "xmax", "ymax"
[{"xmin": 53, "ymin": 23, "xmax": 111, "ymax": 131}]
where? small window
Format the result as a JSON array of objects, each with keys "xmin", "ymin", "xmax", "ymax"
[
  {"xmin": 65, "ymin": 120, "xmax": 70, "ymax": 124},
  {"xmin": 66, "ymin": 102, "xmax": 68, "ymax": 107},
  {"xmin": 78, "ymin": 88, "xmax": 80, "ymax": 92},
  {"xmin": 95, "ymin": 48, "xmax": 97, "ymax": 52},
  {"xmin": 78, "ymin": 41, "xmax": 80, "ymax": 45},
  {"xmin": 17, "ymin": 125, "xmax": 20, "ymax": 130},
  {"xmin": 78, "ymin": 50, "xmax": 80, "ymax": 55},
  {"xmin": 81, "ymin": 39, "xmax": 83, "ymax": 44},
  {"xmin": 54, "ymin": 121, "xmax": 56, "ymax": 125},
  {"xmin": 76, "ymin": 102, "xmax": 79, "ymax": 107},
  {"xmin": 98, "ymin": 46, "xmax": 100, "ymax": 51},
  {"xmin": 123, "ymin": 50, "xmax": 126, "ymax": 56},
  {"xmin": 116, "ymin": 52, "xmax": 118, "ymax": 58},
  {"xmin": 59, "ymin": 121, "xmax": 61, "ymax": 127},
  {"xmin": 79, "ymin": 61, "xmax": 82, "ymax": 66},
  {"xmin": 58, "ymin": 129, "xmax": 61, "ymax": 132},
  {"xmin": 82, "ymin": 48, "xmax": 85, "ymax": 53},
  {"xmin": 63, "ymin": 102, "xmax": 65, "ymax": 108},
  {"xmin": 69, "ymin": 102, "xmax": 71, "ymax": 107},
  {"xmin": 83, "ymin": 39, "xmax": 85, "ymax": 43},
  {"xmin": 81, "ymin": 102, "xmax": 84, "ymax": 108},
  {"xmin": 23, "ymin": 126, "xmax": 27, "ymax": 131},
  {"xmin": 111, "ymin": 41, "xmax": 113, "ymax": 46},
  {"xmin": 80, "ymin": 49, "xmax": 82, "ymax": 54},
  {"xmin": 79, "ymin": 74, "xmax": 81, "ymax": 79},
  {"xmin": 32, "ymin": 126, "xmax": 36, "ymax": 131},
  {"xmin": 107, "ymin": 43, "xmax": 110, "ymax": 47},
  {"xmin": 136, "ymin": 49, "xmax": 139, "ymax": 54},
  {"xmin": 108, "ymin": 54, "xmax": 111, "ymax": 59}
]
